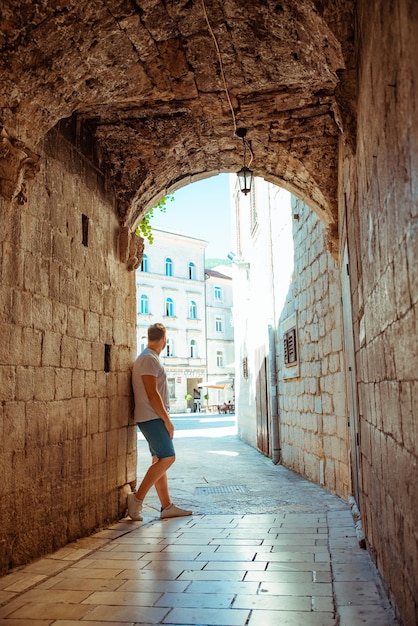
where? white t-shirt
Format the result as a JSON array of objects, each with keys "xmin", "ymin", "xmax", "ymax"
[{"xmin": 132, "ymin": 348, "xmax": 169, "ymax": 423}]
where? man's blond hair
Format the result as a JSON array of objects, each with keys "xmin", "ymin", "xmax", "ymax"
[{"xmin": 148, "ymin": 323, "xmax": 166, "ymax": 343}]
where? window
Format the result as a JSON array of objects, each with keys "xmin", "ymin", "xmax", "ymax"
[
  {"xmin": 104, "ymin": 344, "xmax": 111, "ymax": 372},
  {"xmin": 214, "ymin": 286, "xmax": 222, "ymax": 300},
  {"xmin": 165, "ymin": 297, "xmax": 174, "ymax": 317},
  {"xmin": 167, "ymin": 377, "xmax": 175, "ymax": 399},
  {"xmin": 139, "ymin": 294, "xmax": 149, "ymax": 314},
  {"xmin": 215, "ymin": 316, "xmax": 223, "ymax": 332},
  {"xmin": 190, "ymin": 339, "xmax": 197, "ymax": 358},
  {"xmin": 140, "ymin": 335, "xmax": 147, "ymax": 353},
  {"xmin": 216, "ymin": 351, "xmax": 224, "ymax": 367},
  {"xmin": 284, "ymin": 327, "xmax": 298, "ymax": 365},
  {"xmin": 141, "ymin": 254, "xmax": 148, "ymax": 272},
  {"xmin": 188, "ymin": 262, "xmax": 196, "ymax": 280},
  {"xmin": 165, "ymin": 257, "xmax": 173, "ymax": 276},
  {"xmin": 189, "ymin": 300, "xmax": 197, "ymax": 319},
  {"xmin": 165, "ymin": 337, "xmax": 174, "ymax": 357},
  {"xmin": 81, "ymin": 214, "xmax": 89, "ymax": 247},
  {"xmin": 242, "ymin": 356, "xmax": 248, "ymax": 379}
]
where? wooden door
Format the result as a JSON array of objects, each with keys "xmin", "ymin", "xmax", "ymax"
[{"xmin": 255, "ymin": 347, "xmax": 270, "ymax": 455}]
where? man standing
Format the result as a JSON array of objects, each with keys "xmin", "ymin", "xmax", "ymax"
[{"xmin": 128, "ymin": 323, "xmax": 192, "ymax": 521}]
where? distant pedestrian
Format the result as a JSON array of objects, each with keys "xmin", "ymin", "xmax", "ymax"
[{"xmin": 128, "ymin": 323, "xmax": 192, "ymax": 521}]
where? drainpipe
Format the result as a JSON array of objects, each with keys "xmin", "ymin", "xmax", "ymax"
[
  {"xmin": 267, "ymin": 183, "xmax": 281, "ymax": 465},
  {"xmin": 268, "ymin": 324, "xmax": 281, "ymax": 464}
]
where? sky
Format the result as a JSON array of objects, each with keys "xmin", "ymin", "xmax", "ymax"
[{"xmin": 151, "ymin": 173, "xmax": 233, "ymax": 259}]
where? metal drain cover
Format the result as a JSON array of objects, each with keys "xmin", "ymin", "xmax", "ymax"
[{"xmin": 195, "ymin": 485, "xmax": 246, "ymax": 495}]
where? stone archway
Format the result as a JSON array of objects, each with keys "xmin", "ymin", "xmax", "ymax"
[{"xmin": 1, "ymin": 0, "xmax": 356, "ymax": 252}]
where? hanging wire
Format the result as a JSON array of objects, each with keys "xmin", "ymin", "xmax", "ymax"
[
  {"xmin": 201, "ymin": 0, "xmax": 254, "ymax": 169},
  {"xmin": 246, "ymin": 138, "xmax": 254, "ymax": 167},
  {"xmin": 201, "ymin": 0, "xmax": 237, "ymax": 136}
]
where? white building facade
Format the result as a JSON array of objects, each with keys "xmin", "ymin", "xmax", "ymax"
[
  {"xmin": 136, "ymin": 226, "xmax": 207, "ymax": 413},
  {"xmin": 202, "ymin": 268, "xmax": 235, "ymax": 408},
  {"xmin": 136, "ymin": 226, "xmax": 235, "ymax": 413}
]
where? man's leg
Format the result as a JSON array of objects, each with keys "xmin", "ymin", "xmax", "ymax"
[
  {"xmin": 152, "ymin": 457, "xmax": 172, "ymax": 509},
  {"xmin": 147, "ymin": 457, "xmax": 192, "ymax": 518},
  {"xmin": 128, "ymin": 455, "xmax": 174, "ymax": 520},
  {"xmin": 128, "ymin": 419, "xmax": 191, "ymax": 519},
  {"xmin": 136, "ymin": 455, "xmax": 175, "ymax": 503}
]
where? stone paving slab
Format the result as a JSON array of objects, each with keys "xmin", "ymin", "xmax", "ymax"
[{"xmin": 0, "ymin": 427, "xmax": 399, "ymax": 625}]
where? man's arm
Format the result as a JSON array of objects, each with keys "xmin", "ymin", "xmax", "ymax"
[{"xmin": 142, "ymin": 374, "xmax": 174, "ymax": 438}]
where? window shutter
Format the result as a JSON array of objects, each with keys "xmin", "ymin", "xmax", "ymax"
[
  {"xmin": 284, "ymin": 327, "xmax": 297, "ymax": 365},
  {"xmin": 242, "ymin": 357, "xmax": 248, "ymax": 379}
]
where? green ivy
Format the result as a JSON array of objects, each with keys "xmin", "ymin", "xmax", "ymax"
[{"xmin": 135, "ymin": 194, "xmax": 175, "ymax": 244}]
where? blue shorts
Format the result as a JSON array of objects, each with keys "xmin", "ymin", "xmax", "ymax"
[{"xmin": 137, "ymin": 418, "xmax": 175, "ymax": 459}]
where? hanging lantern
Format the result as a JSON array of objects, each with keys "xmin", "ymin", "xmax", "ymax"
[
  {"xmin": 236, "ymin": 128, "xmax": 253, "ymax": 195},
  {"xmin": 237, "ymin": 165, "xmax": 253, "ymax": 195}
]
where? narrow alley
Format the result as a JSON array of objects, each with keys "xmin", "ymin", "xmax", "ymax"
[{"xmin": 0, "ymin": 415, "xmax": 398, "ymax": 625}]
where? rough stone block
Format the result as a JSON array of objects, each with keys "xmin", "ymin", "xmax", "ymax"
[
  {"xmin": 333, "ymin": 391, "xmax": 346, "ymax": 418},
  {"xmin": 54, "ymin": 368, "xmax": 73, "ymax": 401},
  {"xmin": 53, "ymin": 230, "xmax": 72, "ymax": 265},
  {"xmin": 381, "ymin": 380, "xmax": 402, "ymax": 442},
  {"xmin": 0, "ymin": 286, "xmax": 13, "ymax": 322},
  {"xmin": 336, "ymin": 416, "xmax": 348, "ymax": 441},
  {"xmin": 15, "ymin": 365, "xmax": 34, "ymax": 401},
  {"xmin": 76, "ymin": 339, "xmax": 92, "ymax": 370},
  {"xmin": 98, "ymin": 397, "xmax": 109, "ymax": 432},
  {"xmin": 400, "ymin": 381, "xmax": 417, "ymax": 456},
  {"xmin": 99, "ymin": 314, "xmax": 113, "ymax": 343},
  {"xmin": 321, "ymin": 393, "xmax": 333, "ymax": 414},
  {"xmin": 83, "ymin": 370, "xmax": 96, "ymax": 397},
  {"xmin": 71, "ymin": 369, "xmax": 85, "ymax": 398},
  {"xmin": 22, "ymin": 328, "xmax": 43, "ymax": 367},
  {"xmin": 42, "ymin": 331, "xmax": 61, "ymax": 367},
  {"xmin": 24, "ymin": 255, "xmax": 49, "ymax": 298},
  {"xmin": 20, "ymin": 212, "xmax": 42, "ymax": 253},
  {"xmin": 323, "ymin": 414, "xmax": 337, "ymax": 435},
  {"xmin": 52, "ymin": 301, "xmax": 68, "ymax": 335},
  {"xmin": 12, "ymin": 289, "xmax": 33, "ymax": 326},
  {"xmin": 59, "ymin": 265, "xmax": 77, "ymax": 306},
  {"xmin": 86, "ymin": 397, "xmax": 99, "ymax": 435},
  {"xmin": 49, "ymin": 262, "xmax": 61, "ymax": 300},
  {"xmin": 32, "ymin": 294, "xmax": 53, "ymax": 330},
  {"xmin": 0, "ymin": 324, "xmax": 11, "ymax": 363},
  {"xmin": 393, "ymin": 240, "xmax": 412, "ymax": 317},
  {"xmin": 66, "ymin": 398, "xmax": 86, "ymax": 440},
  {"xmin": 89, "ymin": 281, "xmax": 104, "ymax": 315},
  {"xmin": 3, "ymin": 402, "xmax": 25, "ymax": 450},
  {"xmin": 85, "ymin": 311, "xmax": 100, "ymax": 342},
  {"xmin": 393, "ymin": 308, "xmax": 416, "ymax": 380},
  {"xmin": 91, "ymin": 432, "xmax": 107, "ymax": 466},
  {"xmin": 67, "ymin": 306, "xmax": 85, "ymax": 339},
  {"xmin": 25, "ymin": 401, "xmax": 48, "ymax": 447},
  {"xmin": 0, "ymin": 365, "xmax": 15, "ymax": 401},
  {"xmin": 406, "ymin": 224, "xmax": 418, "ymax": 306},
  {"xmin": 2, "ymin": 242, "xmax": 24, "ymax": 288},
  {"xmin": 61, "ymin": 335, "xmax": 78, "ymax": 368},
  {"xmin": 34, "ymin": 367, "xmax": 55, "ymax": 401},
  {"xmin": 324, "ymin": 458, "xmax": 336, "ymax": 490}
]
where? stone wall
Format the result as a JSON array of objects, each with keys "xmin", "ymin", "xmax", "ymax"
[
  {"xmin": 340, "ymin": 1, "xmax": 418, "ymax": 622},
  {"xmin": 0, "ymin": 127, "xmax": 137, "ymax": 574},
  {"xmin": 277, "ymin": 197, "xmax": 350, "ymax": 499}
]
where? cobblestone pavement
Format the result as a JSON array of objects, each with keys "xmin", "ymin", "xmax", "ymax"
[{"xmin": 0, "ymin": 418, "xmax": 398, "ymax": 625}]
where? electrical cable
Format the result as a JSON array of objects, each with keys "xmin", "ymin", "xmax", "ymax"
[
  {"xmin": 201, "ymin": 0, "xmax": 237, "ymax": 135},
  {"xmin": 201, "ymin": 0, "xmax": 255, "ymax": 169}
]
